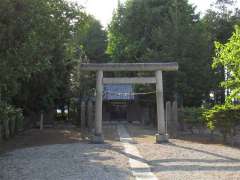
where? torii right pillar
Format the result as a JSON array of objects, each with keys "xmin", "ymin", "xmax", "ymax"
[{"xmin": 155, "ymin": 70, "xmax": 168, "ymax": 143}]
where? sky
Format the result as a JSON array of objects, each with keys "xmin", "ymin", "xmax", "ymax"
[{"xmin": 68, "ymin": 0, "xmax": 240, "ymax": 28}]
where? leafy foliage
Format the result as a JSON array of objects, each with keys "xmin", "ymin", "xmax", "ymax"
[
  {"xmin": 0, "ymin": 0, "xmax": 108, "ymax": 123},
  {"xmin": 71, "ymin": 14, "xmax": 109, "ymax": 98},
  {"xmin": 204, "ymin": 104, "xmax": 240, "ymax": 140},
  {"xmin": 181, "ymin": 107, "xmax": 205, "ymax": 124},
  {"xmin": 0, "ymin": 0, "xmax": 79, "ymax": 110},
  {"xmin": 107, "ymin": 0, "xmax": 213, "ymax": 106},
  {"xmin": 0, "ymin": 102, "xmax": 24, "ymax": 139},
  {"xmin": 202, "ymin": 0, "xmax": 240, "ymax": 104},
  {"xmin": 180, "ymin": 107, "xmax": 206, "ymax": 133},
  {"xmin": 75, "ymin": 15, "xmax": 108, "ymax": 62},
  {"xmin": 213, "ymin": 25, "xmax": 240, "ymax": 102}
]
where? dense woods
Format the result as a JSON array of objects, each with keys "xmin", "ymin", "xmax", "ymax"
[
  {"xmin": 107, "ymin": 0, "xmax": 240, "ymax": 106},
  {"xmin": 0, "ymin": 0, "xmax": 107, "ymax": 126},
  {"xmin": 0, "ymin": 0, "xmax": 240, "ymax": 133}
]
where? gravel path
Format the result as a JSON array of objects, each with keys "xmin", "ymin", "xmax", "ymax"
[
  {"xmin": 0, "ymin": 125, "xmax": 133, "ymax": 180},
  {"xmin": 128, "ymin": 124, "xmax": 240, "ymax": 180},
  {"xmin": 117, "ymin": 124, "xmax": 158, "ymax": 180},
  {"xmin": 1, "ymin": 123, "xmax": 240, "ymax": 180}
]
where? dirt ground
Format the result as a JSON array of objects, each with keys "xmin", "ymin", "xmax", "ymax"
[
  {"xmin": 0, "ymin": 125, "xmax": 83, "ymax": 154},
  {"xmin": 127, "ymin": 124, "xmax": 240, "ymax": 180},
  {"xmin": 127, "ymin": 123, "xmax": 228, "ymax": 145},
  {"xmin": 1, "ymin": 123, "xmax": 240, "ymax": 180},
  {"xmin": 0, "ymin": 123, "xmax": 133, "ymax": 180},
  {"xmin": 0, "ymin": 122, "xmax": 231, "ymax": 155},
  {"xmin": 0, "ymin": 122, "xmax": 120, "ymax": 155}
]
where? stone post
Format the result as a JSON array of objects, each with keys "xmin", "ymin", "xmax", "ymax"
[
  {"xmin": 165, "ymin": 101, "xmax": 171, "ymax": 135},
  {"xmin": 141, "ymin": 108, "xmax": 150, "ymax": 125},
  {"xmin": 87, "ymin": 100, "xmax": 94, "ymax": 130},
  {"xmin": 0, "ymin": 123, "xmax": 2, "ymax": 142},
  {"xmin": 155, "ymin": 70, "xmax": 168, "ymax": 143},
  {"xmin": 172, "ymin": 101, "xmax": 179, "ymax": 134},
  {"xmin": 81, "ymin": 101, "xmax": 86, "ymax": 131},
  {"xmin": 91, "ymin": 70, "xmax": 104, "ymax": 143},
  {"xmin": 10, "ymin": 118, "xmax": 16, "ymax": 136},
  {"xmin": 3, "ymin": 119, "xmax": 10, "ymax": 139},
  {"xmin": 40, "ymin": 112, "xmax": 44, "ymax": 130}
]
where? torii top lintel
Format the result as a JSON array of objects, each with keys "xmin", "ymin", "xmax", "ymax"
[{"xmin": 80, "ymin": 62, "xmax": 178, "ymax": 72}]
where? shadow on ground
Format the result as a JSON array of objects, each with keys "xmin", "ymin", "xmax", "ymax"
[
  {"xmin": 0, "ymin": 123, "xmax": 120, "ymax": 154},
  {"xmin": 0, "ymin": 126, "xmax": 83, "ymax": 154},
  {"xmin": 0, "ymin": 124, "xmax": 132, "ymax": 180},
  {"xmin": 124, "ymin": 123, "xmax": 240, "ymax": 175},
  {"xmin": 2, "ymin": 122, "xmax": 240, "ymax": 180}
]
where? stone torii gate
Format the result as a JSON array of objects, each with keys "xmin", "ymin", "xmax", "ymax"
[{"xmin": 80, "ymin": 63, "xmax": 178, "ymax": 143}]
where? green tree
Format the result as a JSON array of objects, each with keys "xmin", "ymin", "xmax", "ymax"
[
  {"xmin": 0, "ymin": 0, "xmax": 85, "ymax": 121},
  {"xmin": 71, "ymin": 15, "xmax": 109, "ymax": 99},
  {"xmin": 213, "ymin": 25, "xmax": 240, "ymax": 103},
  {"xmin": 0, "ymin": 0, "xmax": 110, "ymax": 124},
  {"xmin": 202, "ymin": 0, "xmax": 240, "ymax": 104},
  {"xmin": 107, "ymin": 0, "xmax": 212, "ymax": 106},
  {"xmin": 74, "ymin": 15, "xmax": 108, "ymax": 62}
]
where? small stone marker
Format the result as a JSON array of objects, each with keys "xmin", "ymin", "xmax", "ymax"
[
  {"xmin": 40, "ymin": 112, "xmax": 44, "ymax": 130},
  {"xmin": 87, "ymin": 100, "xmax": 93, "ymax": 129},
  {"xmin": 141, "ymin": 108, "xmax": 150, "ymax": 125},
  {"xmin": 0, "ymin": 123, "xmax": 2, "ymax": 142},
  {"xmin": 166, "ymin": 101, "xmax": 171, "ymax": 135},
  {"xmin": 172, "ymin": 101, "xmax": 178, "ymax": 129},
  {"xmin": 10, "ymin": 118, "xmax": 16, "ymax": 136},
  {"xmin": 81, "ymin": 101, "xmax": 86, "ymax": 131},
  {"xmin": 3, "ymin": 119, "xmax": 10, "ymax": 139}
]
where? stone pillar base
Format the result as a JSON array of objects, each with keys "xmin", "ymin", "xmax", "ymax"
[
  {"xmin": 156, "ymin": 133, "xmax": 169, "ymax": 143},
  {"xmin": 91, "ymin": 134, "xmax": 104, "ymax": 144}
]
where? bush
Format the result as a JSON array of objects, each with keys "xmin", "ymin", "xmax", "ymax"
[
  {"xmin": 204, "ymin": 104, "xmax": 240, "ymax": 141},
  {"xmin": 180, "ymin": 107, "xmax": 206, "ymax": 133},
  {"xmin": 0, "ymin": 103, "xmax": 24, "ymax": 140}
]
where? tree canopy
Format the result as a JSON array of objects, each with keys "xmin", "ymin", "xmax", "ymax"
[
  {"xmin": 107, "ymin": 0, "xmax": 213, "ymax": 106},
  {"xmin": 0, "ymin": 0, "xmax": 107, "ymax": 120},
  {"xmin": 75, "ymin": 15, "xmax": 108, "ymax": 62},
  {"xmin": 213, "ymin": 25, "xmax": 240, "ymax": 103},
  {"xmin": 1, "ymin": 0, "xmax": 240, "ymax": 125}
]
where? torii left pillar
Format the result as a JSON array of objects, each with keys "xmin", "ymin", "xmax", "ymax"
[{"xmin": 91, "ymin": 70, "xmax": 104, "ymax": 143}]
